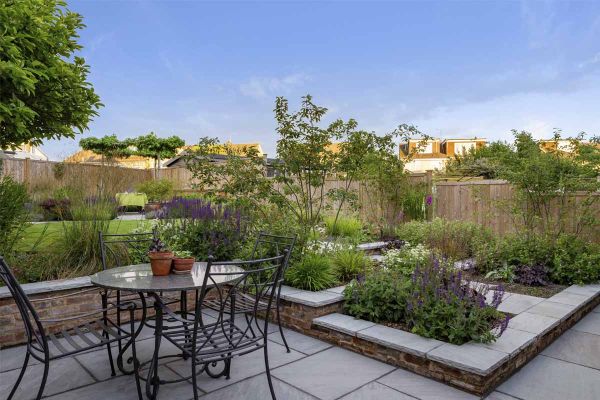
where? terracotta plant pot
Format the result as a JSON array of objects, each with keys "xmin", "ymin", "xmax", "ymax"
[
  {"xmin": 148, "ymin": 251, "xmax": 174, "ymax": 276},
  {"xmin": 172, "ymin": 257, "xmax": 195, "ymax": 274}
]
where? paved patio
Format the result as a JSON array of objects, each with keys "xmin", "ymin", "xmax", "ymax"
[{"xmin": 1, "ymin": 305, "xmax": 599, "ymax": 400}]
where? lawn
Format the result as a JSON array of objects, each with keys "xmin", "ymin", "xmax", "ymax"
[{"xmin": 17, "ymin": 220, "xmax": 151, "ymax": 251}]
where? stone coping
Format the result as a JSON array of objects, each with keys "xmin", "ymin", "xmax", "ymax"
[
  {"xmin": 279, "ymin": 285, "xmax": 345, "ymax": 307},
  {"xmin": 0, "ymin": 276, "xmax": 92, "ymax": 300},
  {"xmin": 312, "ymin": 284, "xmax": 600, "ymax": 376},
  {"xmin": 356, "ymin": 241, "xmax": 388, "ymax": 251}
]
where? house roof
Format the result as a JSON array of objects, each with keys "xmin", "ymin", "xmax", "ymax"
[{"xmin": 64, "ymin": 149, "xmax": 153, "ymax": 164}]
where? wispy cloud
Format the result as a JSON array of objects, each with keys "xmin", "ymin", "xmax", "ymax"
[{"xmin": 239, "ymin": 73, "xmax": 310, "ymax": 99}]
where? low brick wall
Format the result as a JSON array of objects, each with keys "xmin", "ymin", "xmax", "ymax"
[{"xmin": 0, "ymin": 285, "xmax": 196, "ymax": 348}]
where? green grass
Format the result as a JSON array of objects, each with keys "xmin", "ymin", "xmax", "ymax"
[{"xmin": 17, "ymin": 220, "xmax": 151, "ymax": 252}]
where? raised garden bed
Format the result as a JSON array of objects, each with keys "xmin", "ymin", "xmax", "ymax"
[{"xmin": 274, "ymin": 282, "xmax": 600, "ymax": 396}]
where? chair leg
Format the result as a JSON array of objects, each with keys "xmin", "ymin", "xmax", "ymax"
[
  {"xmin": 34, "ymin": 360, "xmax": 49, "ymax": 400},
  {"xmin": 276, "ymin": 307, "xmax": 290, "ymax": 353},
  {"xmin": 191, "ymin": 354, "xmax": 200, "ymax": 400},
  {"xmin": 7, "ymin": 351, "xmax": 29, "ymax": 400},
  {"xmin": 130, "ymin": 317, "xmax": 143, "ymax": 400},
  {"xmin": 102, "ymin": 292, "xmax": 116, "ymax": 376},
  {"xmin": 264, "ymin": 341, "xmax": 277, "ymax": 400}
]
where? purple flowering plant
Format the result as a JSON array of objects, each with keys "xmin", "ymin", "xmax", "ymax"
[{"xmin": 156, "ymin": 198, "xmax": 248, "ymax": 261}]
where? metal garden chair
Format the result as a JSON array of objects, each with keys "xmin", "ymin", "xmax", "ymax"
[
  {"xmin": 202, "ymin": 232, "xmax": 296, "ymax": 352},
  {"xmin": 162, "ymin": 252, "xmax": 288, "ymax": 400},
  {"xmin": 98, "ymin": 230, "xmax": 185, "ymax": 373},
  {"xmin": 0, "ymin": 256, "xmax": 142, "ymax": 400}
]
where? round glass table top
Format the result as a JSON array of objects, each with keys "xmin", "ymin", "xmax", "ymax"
[{"xmin": 90, "ymin": 262, "xmax": 244, "ymax": 292}]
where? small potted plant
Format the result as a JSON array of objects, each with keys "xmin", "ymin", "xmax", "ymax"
[
  {"xmin": 148, "ymin": 238, "xmax": 174, "ymax": 276},
  {"xmin": 172, "ymin": 250, "xmax": 195, "ymax": 274}
]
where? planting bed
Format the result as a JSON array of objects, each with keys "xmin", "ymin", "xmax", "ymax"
[{"xmin": 274, "ymin": 282, "xmax": 600, "ymax": 396}]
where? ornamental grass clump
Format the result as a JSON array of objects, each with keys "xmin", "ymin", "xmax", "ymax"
[
  {"xmin": 323, "ymin": 215, "xmax": 365, "ymax": 240},
  {"xmin": 285, "ymin": 252, "xmax": 337, "ymax": 291},
  {"xmin": 331, "ymin": 248, "xmax": 372, "ymax": 282}
]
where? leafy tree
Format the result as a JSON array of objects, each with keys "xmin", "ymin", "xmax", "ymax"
[
  {"xmin": 0, "ymin": 0, "xmax": 102, "ymax": 149},
  {"xmin": 79, "ymin": 135, "xmax": 132, "ymax": 165},
  {"xmin": 129, "ymin": 132, "xmax": 185, "ymax": 178}
]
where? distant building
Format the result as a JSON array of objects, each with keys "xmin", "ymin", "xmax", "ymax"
[
  {"xmin": 64, "ymin": 149, "xmax": 155, "ymax": 169},
  {"xmin": 399, "ymin": 138, "xmax": 487, "ymax": 172},
  {"xmin": 1, "ymin": 144, "xmax": 48, "ymax": 161}
]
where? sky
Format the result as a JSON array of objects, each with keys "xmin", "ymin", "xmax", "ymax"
[{"xmin": 42, "ymin": 0, "xmax": 600, "ymax": 160}]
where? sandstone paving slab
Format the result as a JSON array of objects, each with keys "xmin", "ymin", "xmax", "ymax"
[
  {"xmin": 377, "ymin": 368, "xmax": 479, "ymax": 400},
  {"xmin": 338, "ymin": 381, "xmax": 415, "ymax": 400},
  {"xmin": 168, "ymin": 341, "xmax": 304, "ymax": 393},
  {"xmin": 356, "ymin": 324, "xmax": 443, "ymax": 356},
  {"xmin": 497, "ymin": 293, "xmax": 544, "ymax": 315},
  {"xmin": 357, "ymin": 241, "xmax": 387, "ymax": 251},
  {"xmin": 594, "ymin": 304, "xmax": 600, "ymax": 313},
  {"xmin": 200, "ymin": 374, "xmax": 318, "ymax": 400},
  {"xmin": 563, "ymin": 284, "xmax": 600, "ymax": 297},
  {"xmin": 45, "ymin": 368, "xmax": 196, "ymax": 400},
  {"xmin": 0, "ymin": 344, "xmax": 41, "ymax": 372},
  {"xmin": 484, "ymin": 392, "xmax": 521, "ymax": 399},
  {"xmin": 279, "ymin": 285, "xmax": 303, "ymax": 297},
  {"xmin": 268, "ymin": 326, "xmax": 332, "ymax": 355},
  {"xmin": 526, "ymin": 300, "xmax": 577, "ymax": 320},
  {"xmin": 546, "ymin": 291, "xmax": 592, "ymax": 306},
  {"xmin": 272, "ymin": 347, "xmax": 394, "ymax": 400},
  {"xmin": 312, "ymin": 313, "xmax": 375, "ymax": 336},
  {"xmin": 427, "ymin": 342, "xmax": 508, "ymax": 374},
  {"xmin": 572, "ymin": 311, "xmax": 600, "ymax": 335},
  {"xmin": 541, "ymin": 330, "xmax": 600, "ymax": 370},
  {"xmin": 498, "ymin": 355, "xmax": 600, "ymax": 400},
  {"xmin": 0, "ymin": 276, "xmax": 92, "ymax": 300},
  {"xmin": 0, "ymin": 356, "xmax": 95, "ymax": 400},
  {"xmin": 281, "ymin": 289, "xmax": 343, "ymax": 307},
  {"xmin": 508, "ymin": 312, "xmax": 558, "ymax": 334},
  {"xmin": 325, "ymin": 285, "xmax": 347, "ymax": 294},
  {"xmin": 473, "ymin": 327, "xmax": 536, "ymax": 355}
]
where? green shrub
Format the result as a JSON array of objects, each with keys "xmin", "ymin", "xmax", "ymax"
[
  {"xmin": 0, "ymin": 176, "xmax": 29, "ymax": 254},
  {"xmin": 552, "ymin": 234, "xmax": 600, "ymax": 285},
  {"xmin": 383, "ymin": 243, "xmax": 431, "ymax": 276},
  {"xmin": 475, "ymin": 232, "xmax": 553, "ymax": 274},
  {"xmin": 396, "ymin": 218, "xmax": 492, "ymax": 260},
  {"xmin": 332, "ymin": 248, "xmax": 371, "ymax": 282},
  {"xmin": 70, "ymin": 198, "xmax": 117, "ymax": 221},
  {"xmin": 136, "ymin": 179, "xmax": 174, "ymax": 202},
  {"xmin": 344, "ymin": 270, "xmax": 410, "ymax": 323},
  {"xmin": 285, "ymin": 252, "xmax": 337, "ymax": 291},
  {"xmin": 323, "ymin": 215, "xmax": 364, "ymax": 239}
]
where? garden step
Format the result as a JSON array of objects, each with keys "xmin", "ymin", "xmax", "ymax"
[{"xmin": 313, "ymin": 313, "xmax": 375, "ymax": 335}]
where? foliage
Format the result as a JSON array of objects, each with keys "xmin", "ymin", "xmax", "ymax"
[
  {"xmin": 39, "ymin": 198, "xmax": 71, "ymax": 220},
  {"xmin": 400, "ymin": 182, "xmax": 429, "ymax": 221},
  {"xmin": 156, "ymin": 198, "xmax": 248, "ymax": 261},
  {"xmin": 136, "ymin": 179, "xmax": 174, "ymax": 202},
  {"xmin": 285, "ymin": 252, "xmax": 337, "ymax": 291},
  {"xmin": 331, "ymin": 248, "xmax": 372, "ymax": 282},
  {"xmin": 0, "ymin": 0, "xmax": 102, "ymax": 149},
  {"xmin": 485, "ymin": 264, "xmax": 515, "ymax": 283},
  {"xmin": 396, "ymin": 218, "xmax": 493, "ymax": 260},
  {"xmin": 344, "ymin": 270, "xmax": 410, "ymax": 323},
  {"xmin": 552, "ymin": 234, "xmax": 600, "ymax": 285},
  {"xmin": 149, "ymin": 237, "xmax": 167, "ymax": 252},
  {"xmin": 514, "ymin": 264, "xmax": 549, "ymax": 286},
  {"xmin": 408, "ymin": 261, "xmax": 509, "ymax": 344},
  {"xmin": 323, "ymin": 215, "xmax": 364, "ymax": 239},
  {"xmin": 0, "ymin": 176, "xmax": 29, "ymax": 254},
  {"xmin": 80, "ymin": 135, "xmax": 132, "ymax": 163},
  {"xmin": 345, "ymin": 258, "xmax": 509, "ymax": 344},
  {"xmin": 383, "ymin": 243, "xmax": 431, "ymax": 276},
  {"xmin": 70, "ymin": 197, "xmax": 117, "ymax": 221},
  {"xmin": 128, "ymin": 132, "xmax": 184, "ymax": 176}
]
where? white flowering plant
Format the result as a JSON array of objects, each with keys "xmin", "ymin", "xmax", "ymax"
[{"xmin": 383, "ymin": 243, "xmax": 431, "ymax": 275}]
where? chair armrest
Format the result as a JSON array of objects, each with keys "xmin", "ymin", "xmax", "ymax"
[{"xmin": 38, "ymin": 301, "xmax": 137, "ymax": 323}]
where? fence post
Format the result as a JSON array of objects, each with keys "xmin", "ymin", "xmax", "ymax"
[{"xmin": 23, "ymin": 157, "xmax": 31, "ymax": 186}]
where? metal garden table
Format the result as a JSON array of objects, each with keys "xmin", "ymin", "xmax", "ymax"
[{"xmin": 90, "ymin": 262, "xmax": 245, "ymax": 399}]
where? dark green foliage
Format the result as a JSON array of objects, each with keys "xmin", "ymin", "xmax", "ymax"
[
  {"xmin": 343, "ymin": 270, "xmax": 409, "ymax": 323},
  {"xmin": 80, "ymin": 135, "xmax": 132, "ymax": 162},
  {"xmin": 135, "ymin": 179, "xmax": 174, "ymax": 202},
  {"xmin": 0, "ymin": 176, "xmax": 29, "ymax": 253},
  {"xmin": 552, "ymin": 234, "xmax": 600, "ymax": 285},
  {"xmin": 0, "ymin": 0, "xmax": 102, "ymax": 148},
  {"xmin": 285, "ymin": 252, "xmax": 337, "ymax": 291}
]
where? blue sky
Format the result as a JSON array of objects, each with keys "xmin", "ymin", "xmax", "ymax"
[{"xmin": 43, "ymin": 0, "xmax": 600, "ymax": 160}]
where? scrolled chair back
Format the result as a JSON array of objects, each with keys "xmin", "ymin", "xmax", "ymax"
[
  {"xmin": 0, "ymin": 257, "xmax": 48, "ymax": 354},
  {"xmin": 98, "ymin": 229, "xmax": 158, "ymax": 270}
]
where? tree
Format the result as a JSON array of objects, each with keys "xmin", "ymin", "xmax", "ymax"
[
  {"xmin": 129, "ymin": 132, "xmax": 185, "ymax": 178},
  {"xmin": 79, "ymin": 135, "xmax": 132, "ymax": 165},
  {"xmin": 0, "ymin": 0, "xmax": 102, "ymax": 149}
]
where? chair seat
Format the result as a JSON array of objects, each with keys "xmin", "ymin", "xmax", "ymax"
[
  {"xmin": 202, "ymin": 293, "xmax": 269, "ymax": 314},
  {"xmin": 163, "ymin": 320, "xmax": 263, "ymax": 364},
  {"xmin": 33, "ymin": 319, "xmax": 132, "ymax": 360}
]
